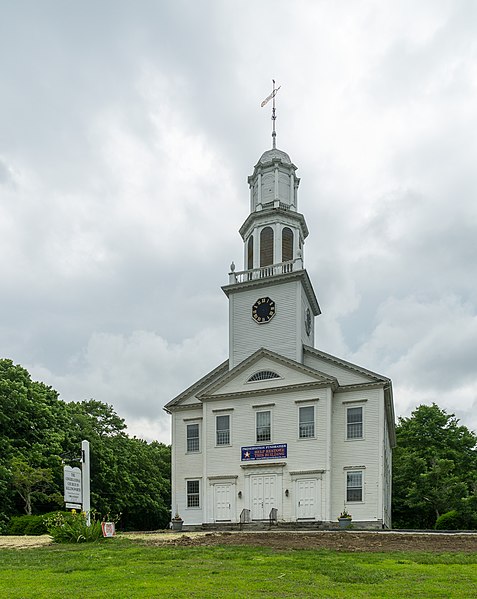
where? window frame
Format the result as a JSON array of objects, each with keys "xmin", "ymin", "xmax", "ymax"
[
  {"xmin": 216, "ymin": 414, "xmax": 231, "ymax": 446},
  {"xmin": 256, "ymin": 410, "xmax": 271, "ymax": 443},
  {"xmin": 346, "ymin": 405, "xmax": 364, "ymax": 440},
  {"xmin": 186, "ymin": 422, "xmax": 200, "ymax": 453},
  {"xmin": 346, "ymin": 470, "xmax": 363, "ymax": 503},
  {"xmin": 298, "ymin": 405, "xmax": 315, "ymax": 439},
  {"xmin": 186, "ymin": 479, "xmax": 200, "ymax": 509}
]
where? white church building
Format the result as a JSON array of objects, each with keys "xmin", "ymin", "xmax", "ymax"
[{"xmin": 165, "ymin": 119, "xmax": 396, "ymax": 529}]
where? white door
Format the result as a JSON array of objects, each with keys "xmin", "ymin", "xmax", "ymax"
[
  {"xmin": 251, "ymin": 475, "xmax": 277, "ymax": 520},
  {"xmin": 214, "ymin": 484, "xmax": 232, "ymax": 521},
  {"xmin": 296, "ymin": 479, "xmax": 317, "ymax": 520}
]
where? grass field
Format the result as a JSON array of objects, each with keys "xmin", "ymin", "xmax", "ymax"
[{"xmin": 1, "ymin": 537, "xmax": 476, "ymax": 598}]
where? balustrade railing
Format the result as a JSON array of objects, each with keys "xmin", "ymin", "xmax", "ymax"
[{"xmin": 229, "ymin": 257, "xmax": 303, "ymax": 284}]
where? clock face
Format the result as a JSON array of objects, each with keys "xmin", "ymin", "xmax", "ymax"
[
  {"xmin": 305, "ymin": 308, "xmax": 312, "ymax": 336},
  {"xmin": 252, "ymin": 297, "xmax": 276, "ymax": 324}
]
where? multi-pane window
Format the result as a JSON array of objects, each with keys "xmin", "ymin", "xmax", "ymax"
[
  {"xmin": 187, "ymin": 480, "xmax": 200, "ymax": 508},
  {"xmin": 256, "ymin": 410, "xmax": 271, "ymax": 442},
  {"xmin": 186, "ymin": 423, "xmax": 199, "ymax": 452},
  {"xmin": 299, "ymin": 406, "xmax": 315, "ymax": 438},
  {"xmin": 346, "ymin": 406, "xmax": 363, "ymax": 439},
  {"xmin": 216, "ymin": 415, "xmax": 230, "ymax": 446},
  {"xmin": 346, "ymin": 471, "xmax": 363, "ymax": 502}
]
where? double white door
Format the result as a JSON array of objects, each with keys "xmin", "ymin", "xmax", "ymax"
[{"xmin": 251, "ymin": 475, "xmax": 277, "ymax": 520}]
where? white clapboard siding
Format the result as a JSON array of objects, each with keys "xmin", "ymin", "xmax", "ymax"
[
  {"xmin": 304, "ymin": 353, "xmax": 376, "ymax": 386},
  {"xmin": 330, "ymin": 388, "xmax": 382, "ymax": 522},
  {"xmin": 172, "ymin": 408, "xmax": 204, "ymax": 524},
  {"xmin": 229, "ymin": 280, "xmax": 301, "ymax": 367}
]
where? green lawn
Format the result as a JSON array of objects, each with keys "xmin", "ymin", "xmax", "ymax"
[{"xmin": 0, "ymin": 538, "xmax": 476, "ymax": 598}]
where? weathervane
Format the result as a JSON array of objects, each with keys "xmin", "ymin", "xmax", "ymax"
[{"xmin": 261, "ymin": 79, "xmax": 281, "ymax": 149}]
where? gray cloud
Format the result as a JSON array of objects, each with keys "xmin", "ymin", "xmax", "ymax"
[{"xmin": 1, "ymin": 1, "xmax": 476, "ymax": 441}]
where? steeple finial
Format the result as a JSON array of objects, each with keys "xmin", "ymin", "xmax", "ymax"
[{"xmin": 260, "ymin": 80, "xmax": 281, "ymax": 149}]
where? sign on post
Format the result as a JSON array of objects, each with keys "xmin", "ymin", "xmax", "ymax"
[{"xmin": 64, "ymin": 466, "xmax": 82, "ymax": 506}]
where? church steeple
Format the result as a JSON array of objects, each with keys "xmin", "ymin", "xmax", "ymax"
[
  {"xmin": 223, "ymin": 117, "xmax": 320, "ymax": 368},
  {"xmin": 240, "ymin": 147, "xmax": 308, "ymax": 273}
]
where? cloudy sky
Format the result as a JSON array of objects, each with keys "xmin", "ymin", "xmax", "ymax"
[{"xmin": 1, "ymin": 0, "xmax": 476, "ymax": 443}]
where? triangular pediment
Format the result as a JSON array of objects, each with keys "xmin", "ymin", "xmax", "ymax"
[
  {"xmin": 197, "ymin": 348, "xmax": 337, "ymax": 400},
  {"xmin": 303, "ymin": 346, "xmax": 390, "ymax": 387}
]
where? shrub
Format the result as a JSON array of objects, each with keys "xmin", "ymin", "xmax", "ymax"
[
  {"xmin": 435, "ymin": 510, "xmax": 467, "ymax": 530},
  {"xmin": 6, "ymin": 515, "xmax": 47, "ymax": 536},
  {"xmin": 45, "ymin": 510, "xmax": 104, "ymax": 543}
]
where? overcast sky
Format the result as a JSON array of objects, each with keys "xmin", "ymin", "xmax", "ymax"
[{"xmin": 1, "ymin": 0, "xmax": 476, "ymax": 443}]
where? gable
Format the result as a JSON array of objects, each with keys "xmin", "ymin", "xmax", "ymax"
[
  {"xmin": 303, "ymin": 346, "xmax": 389, "ymax": 387},
  {"xmin": 197, "ymin": 348, "xmax": 336, "ymax": 400}
]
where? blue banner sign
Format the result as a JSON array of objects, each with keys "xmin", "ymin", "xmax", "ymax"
[{"xmin": 241, "ymin": 444, "xmax": 287, "ymax": 461}]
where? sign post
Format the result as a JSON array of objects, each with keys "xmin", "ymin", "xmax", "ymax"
[{"xmin": 81, "ymin": 440, "xmax": 91, "ymax": 526}]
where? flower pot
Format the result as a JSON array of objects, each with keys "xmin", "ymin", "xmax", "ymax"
[
  {"xmin": 338, "ymin": 517, "xmax": 352, "ymax": 529},
  {"xmin": 171, "ymin": 518, "xmax": 183, "ymax": 531}
]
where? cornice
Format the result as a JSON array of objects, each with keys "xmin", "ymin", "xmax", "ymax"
[
  {"xmin": 335, "ymin": 382, "xmax": 386, "ymax": 393},
  {"xmin": 198, "ymin": 380, "xmax": 335, "ymax": 402},
  {"xmin": 222, "ymin": 269, "xmax": 320, "ymax": 316},
  {"xmin": 239, "ymin": 209, "xmax": 309, "ymax": 240}
]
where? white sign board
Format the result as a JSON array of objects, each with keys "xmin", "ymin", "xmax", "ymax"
[{"xmin": 64, "ymin": 466, "xmax": 82, "ymax": 504}]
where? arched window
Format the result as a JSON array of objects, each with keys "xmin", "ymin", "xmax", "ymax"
[
  {"xmin": 260, "ymin": 227, "xmax": 274, "ymax": 267},
  {"xmin": 282, "ymin": 227, "xmax": 294, "ymax": 262},
  {"xmin": 247, "ymin": 370, "xmax": 280, "ymax": 382},
  {"xmin": 247, "ymin": 236, "xmax": 254, "ymax": 270}
]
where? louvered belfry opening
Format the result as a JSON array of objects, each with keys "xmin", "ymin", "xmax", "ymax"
[
  {"xmin": 247, "ymin": 236, "xmax": 254, "ymax": 270},
  {"xmin": 282, "ymin": 227, "xmax": 294, "ymax": 262},
  {"xmin": 260, "ymin": 226, "xmax": 274, "ymax": 267}
]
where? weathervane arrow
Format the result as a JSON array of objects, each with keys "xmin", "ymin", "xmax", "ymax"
[
  {"xmin": 261, "ymin": 80, "xmax": 281, "ymax": 148},
  {"xmin": 261, "ymin": 83, "xmax": 281, "ymax": 107}
]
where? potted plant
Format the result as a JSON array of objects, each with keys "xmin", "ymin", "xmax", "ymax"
[
  {"xmin": 171, "ymin": 512, "xmax": 183, "ymax": 531},
  {"xmin": 338, "ymin": 508, "xmax": 352, "ymax": 529}
]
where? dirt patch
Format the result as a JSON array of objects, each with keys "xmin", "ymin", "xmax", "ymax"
[
  {"xmin": 0, "ymin": 535, "xmax": 52, "ymax": 549},
  {"xmin": 133, "ymin": 531, "xmax": 477, "ymax": 553},
  {"xmin": 3, "ymin": 531, "xmax": 477, "ymax": 552}
]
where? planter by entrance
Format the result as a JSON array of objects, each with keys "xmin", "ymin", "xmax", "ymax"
[
  {"xmin": 338, "ymin": 517, "xmax": 352, "ymax": 529},
  {"xmin": 171, "ymin": 518, "xmax": 183, "ymax": 531}
]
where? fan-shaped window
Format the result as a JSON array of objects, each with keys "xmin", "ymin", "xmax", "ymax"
[
  {"xmin": 282, "ymin": 227, "xmax": 293, "ymax": 262},
  {"xmin": 260, "ymin": 227, "xmax": 274, "ymax": 267},
  {"xmin": 247, "ymin": 236, "xmax": 254, "ymax": 270},
  {"xmin": 248, "ymin": 370, "xmax": 280, "ymax": 382}
]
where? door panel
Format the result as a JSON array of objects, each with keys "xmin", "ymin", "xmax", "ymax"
[
  {"xmin": 251, "ymin": 475, "xmax": 276, "ymax": 520},
  {"xmin": 214, "ymin": 484, "xmax": 232, "ymax": 521},
  {"xmin": 296, "ymin": 479, "xmax": 317, "ymax": 520}
]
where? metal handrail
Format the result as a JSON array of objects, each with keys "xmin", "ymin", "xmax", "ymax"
[
  {"xmin": 269, "ymin": 507, "xmax": 278, "ymax": 526},
  {"xmin": 240, "ymin": 508, "xmax": 251, "ymax": 528}
]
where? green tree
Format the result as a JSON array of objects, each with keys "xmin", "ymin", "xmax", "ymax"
[
  {"xmin": 393, "ymin": 404, "xmax": 477, "ymax": 528},
  {"xmin": 10, "ymin": 458, "xmax": 62, "ymax": 515},
  {"xmin": 1, "ymin": 359, "xmax": 171, "ymax": 530}
]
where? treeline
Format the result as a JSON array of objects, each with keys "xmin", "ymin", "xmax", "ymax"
[{"xmin": 0, "ymin": 359, "xmax": 170, "ymax": 532}]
